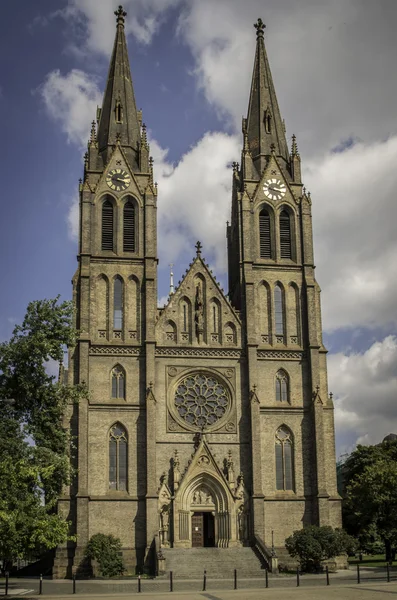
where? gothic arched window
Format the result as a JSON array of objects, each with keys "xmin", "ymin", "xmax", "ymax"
[
  {"xmin": 109, "ymin": 423, "xmax": 127, "ymax": 491},
  {"xmin": 102, "ymin": 199, "xmax": 114, "ymax": 251},
  {"xmin": 275, "ymin": 426, "xmax": 294, "ymax": 491},
  {"xmin": 276, "ymin": 370, "xmax": 289, "ymax": 402},
  {"xmin": 274, "ymin": 284, "xmax": 284, "ymax": 336},
  {"xmin": 114, "ymin": 277, "xmax": 123, "ymax": 330},
  {"xmin": 111, "ymin": 366, "xmax": 125, "ymax": 399},
  {"xmin": 259, "ymin": 208, "xmax": 272, "ymax": 258},
  {"xmin": 123, "ymin": 201, "xmax": 135, "ymax": 252},
  {"xmin": 280, "ymin": 210, "xmax": 292, "ymax": 259}
]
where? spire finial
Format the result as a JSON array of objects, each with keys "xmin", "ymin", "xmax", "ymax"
[
  {"xmin": 195, "ymin": 241, "xmax": 202, "ymax": 256},
  {"xmin": 169, "ymin": 263, "xmax": 174, "ymax": 296},
  {"xmin": 115, "ymin": 5, "xmax": 127, "ymax": 27},
  {"xmin": 254, "ymin": 18, "xmax": 266, "ymax": 38},
  {"xmin": 291, "ymin": 134, "xmax": 299, "ymax": 156},
  {"xmin": 90, "ymin": 120, "xmax": 97, "ymax": 145}
]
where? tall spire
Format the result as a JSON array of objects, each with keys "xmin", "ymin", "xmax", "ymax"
[
  {"xmin": 246, "ymin": 19, "xmax": 289, "ymax": 173},
  {"xmin": 97, "ymin": 5, "xmax": 141, "ymax": 168}
]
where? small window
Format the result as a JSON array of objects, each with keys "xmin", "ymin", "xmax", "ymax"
[
  {"xmin": 123, "ymin": 201, "xmax": 135, "ymax": 252},
  {"xmin": 259, "ymin": 208, "xmax": 272, "ymax": 258},
  {"xmin": 109, "ymin": 423, "xmax": 127, "ymax": 491},
  {"xmin": 275, "ymin": 426, "xmax": 294, "ymax": 491},
  {"xmin": 111, "ymin": 366, "xmax": 125, "ymax": 399},
  {"xmin": 102, "ymin": 200, "xmax": 114, "ymax": 251},
  {"xmin": 280, "ymin": 211, "xmax": 292, "ymax": 259},
  {"xmin": 276, "ymin": 370, "xmax": 289, "ymax": 402},
  {"xmin": 114, "ymin": 277, "xmax": 123, "ymax": 330},
  {"xmin": 274, "ymin": 285, "xmax": 284, "ymax": 336},
  {"xmin": 115, "ymin": 101, "xmax": 122, "ymax": 123}
]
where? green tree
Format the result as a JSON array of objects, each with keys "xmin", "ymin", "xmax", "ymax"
[
  {"xmin": 285, "ymin": 526, "xmax": 357, "ymax": 572},
  {"xmin": 0, "ymin": 297, "xmax": 88, "ymax": 566},
  {"xmin": 345, "ymin": 456, "xmax": 397, "ymax": 561},
  {"xmin": 342, "ymin": 440, "xmax": 397, "ymax": 561},
  {"xmin": 86, "ymin": 534, "xmax": 124, "ymax": 577}
]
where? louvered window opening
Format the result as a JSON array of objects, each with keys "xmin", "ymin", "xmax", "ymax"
[
  {"xmin": 109, "ymin": 423, "xmax": 127, "ymax": 491},
  {"xmin": 123, "ymin": 202, "xmax": 135, "ymax": 252},
  {"xmin": 114, "ymin": 278, "xmax": 123, "ymax": 330},
  {"xmin": 275, "ymin": 427, "xmax": 294, "ymax": 490},
  {"xmin": 280, "ymin": 211, "xmax": 292, "ymax": 259},
  {"xmin": 259, "ymin": 210, "xmax": 271, "ymax": 258},
  {"xmin": 274, "ymin": 285, "xmax": 284, "ymax": 335},
  {"xmin": 102, "ymin": 200, "xmax": 114, "ymax": 251}
]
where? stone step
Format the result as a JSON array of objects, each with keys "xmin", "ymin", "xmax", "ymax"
[{"xmin": 160, "ymin": 547, "xmax": 265, "ymax": 579}]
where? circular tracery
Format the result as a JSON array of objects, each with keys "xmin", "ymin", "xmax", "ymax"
[{"xmin": 174, "ymin": 373, "xmax": 230, "ymax": 429}]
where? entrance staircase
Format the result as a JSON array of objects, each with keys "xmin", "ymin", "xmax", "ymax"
[{"xmin": 160, "ymin": 547, "xmax": 265, "ymax": 579}]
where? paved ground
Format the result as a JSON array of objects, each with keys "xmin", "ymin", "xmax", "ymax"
[
  {"xmin": 1, "ymin": 582, "xmax": 397, "ymax": 599},
  {"xmin": 1, "ymin": 569, "xmax": 396, "ymax": 598}
]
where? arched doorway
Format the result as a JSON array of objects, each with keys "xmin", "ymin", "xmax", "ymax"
[{"xmin": 173, "ymin": 472, "xmax": 238, "ymax": 548}]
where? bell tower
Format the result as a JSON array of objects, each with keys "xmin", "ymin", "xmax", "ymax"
[
  {"xmin": 227, "ymin": 18, "xmax": 341, "ymax": 541},
  {"xmin": 56, "ymin": 5, "xmax": 158, "ymax": 577}
]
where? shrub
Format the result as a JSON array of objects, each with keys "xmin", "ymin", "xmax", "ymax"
[
  {"xmin": 285, "ymin": 526, "xmax": 357, "ymax": 572},
  {"xmin": 86, "ymin": 533, "xmax": 124, "ymax": 577}
]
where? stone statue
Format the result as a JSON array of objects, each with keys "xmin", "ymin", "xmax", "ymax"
[{"xmin": 195, "ymin": 282, "xmax": 204, "ymax": 337}]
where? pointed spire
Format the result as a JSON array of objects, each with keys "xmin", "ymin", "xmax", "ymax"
[
  {"xmin": 246, "ymin": 19, "xmax": 289, "ymax": 173},
  {"xmin": 97, "ymin": 5, "xmax": 141, "ymax": 168}
]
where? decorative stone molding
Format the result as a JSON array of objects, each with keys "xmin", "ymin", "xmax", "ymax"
[
  {"xmin": 90, "ymin": 346, "xmax": 141, "ymax": 356},
  {"xmin": 157, "ymin": 347, "xmax": 243, "ymax": 358},
  {"xmin": 257, "ymin": 350, "xmax": 305, "ymax": 360}
]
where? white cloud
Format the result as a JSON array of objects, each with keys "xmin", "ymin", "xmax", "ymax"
[
  {"xmin": 37, "ymin": 69, "xmax": 101, "ymax": 148},
  {"xmin": 329, "ymin": 336, "xmax": 397, "ymax": 448},
  {"xmin": 154, "ymin": 131, "xmax": 240, "ymax": 270},
  {"xmin": 306, "ymin": 136, "xmax": 397, "ymax": 332},
  {"xmin": 67, "ymin": 194, "xmax": 79, "ymax": 242},
  {"xmin": 178, "ymin": 0, "xmax": 397, "ymax": 156},
  {"xmin": 58, "ymin": 0, "xmax": 183, "ymax": 55}
]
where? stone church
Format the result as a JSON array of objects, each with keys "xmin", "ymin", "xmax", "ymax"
[{"xmin": 55, "ymin": 6, "xmax": 341, "ymax": 577}]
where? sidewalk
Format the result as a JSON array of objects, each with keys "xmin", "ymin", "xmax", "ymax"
[{"xmin": 1, "ymin": 581, "xmax": 397, "ymax": 600}]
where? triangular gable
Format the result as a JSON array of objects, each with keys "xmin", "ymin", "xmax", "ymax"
[
  {"xmin": 252, "ymin": 153, "xmax": 298, "ymax": 207},
  {"xmin": 94, "ymin": 144, "xmax": 148, "ymax": 201},
  {"xmin": 156, "ymin": 252, "xmax": 241, "ymax": 345},
  {"xmin": 175, "ymin": 435, "xmax": 233, "ymax": 499}
]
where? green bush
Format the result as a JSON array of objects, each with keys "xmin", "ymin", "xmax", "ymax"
[
  {"xmin": 86, "ymin": 533, "xmax": 124, "ymax": 577},
  {"xmin": 285, "ymin": 526, "xmax": 357, "ymax": 572}
]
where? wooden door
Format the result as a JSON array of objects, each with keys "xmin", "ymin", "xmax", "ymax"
[{"xmin": 192, "ymin": 512, "xmax": 204, "ymax": 547}]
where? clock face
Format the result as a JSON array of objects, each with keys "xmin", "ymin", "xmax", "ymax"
[
  {"xmin": 263, "ymin": 178, "xmax": 287, "ymax": 200},
  {"xmin": 106, "ymin": 168, "xmax": 131, "ymax": 192}
]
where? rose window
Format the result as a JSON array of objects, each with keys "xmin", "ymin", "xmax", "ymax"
[{"xmin": 174, "ymin": 373, "xmax": 230, "ymax": 428}]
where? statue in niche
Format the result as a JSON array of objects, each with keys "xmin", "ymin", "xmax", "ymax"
[
  {"xmin": 195, "ymin": 282, "xmax": 204, "ymax": 339},
  {"xmin": 226, "ymin": 450, "xmax": 235, "ymax": 490},
  {"xmin": 160, "ymin": 505, "xmax": 170, "ymax": 547},
  {"xmin": 237, "ymin": 504, "xmax": 248, "ymax": 543}
]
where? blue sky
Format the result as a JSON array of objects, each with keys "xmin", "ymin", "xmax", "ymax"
[{"xmin": 1, "ymin": 0, "xmax": 397, "ymax": 455}]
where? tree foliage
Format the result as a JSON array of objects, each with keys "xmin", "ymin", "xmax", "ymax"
[
  {"xmin": 285, "ymin": 526, "xmax": 357, "ymax": 572},
  {"xmin": 86, "ymin": 534, "xmax": 124, "ymax": 577},
  {"xmin": 0, "ymin": 297, "xmax": 88, "ymax": 563},
  {"xmin": 343, "ymin": 441, "xmax": 397, "ymax": 560}
]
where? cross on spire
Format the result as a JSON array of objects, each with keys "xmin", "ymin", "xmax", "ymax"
[
  {"xmin": 115, "ymin": 5, "xmax": 127, "ymax": 26},
  {"xmin": 254, "ymin": 18, "xmax": 266, "ymax": 37},
  {"xmin": 195, "ymin": 241, "xmax": 202, "ymax": 256}
]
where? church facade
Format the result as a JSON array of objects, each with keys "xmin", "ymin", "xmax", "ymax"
[{"xmin": 55, "ymin": 6, "xmax": 341, "ymax": 577}]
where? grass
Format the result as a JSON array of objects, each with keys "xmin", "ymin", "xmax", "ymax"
[{"xmin": 348, "ymin": 554, "xmax": 396, "ymax": 567}]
